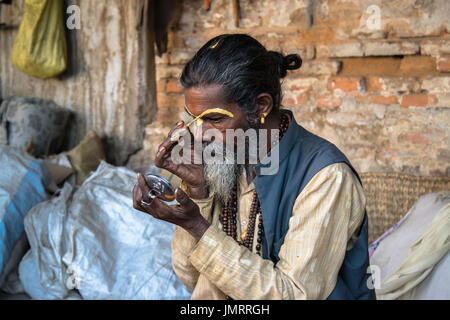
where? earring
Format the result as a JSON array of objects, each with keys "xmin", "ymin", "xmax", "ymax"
[{"xmin": 261, "ymin": 112, "xmax": 268, "ymax": 124}]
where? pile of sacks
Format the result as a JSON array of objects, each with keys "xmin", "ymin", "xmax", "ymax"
[{"xmin": 2, "ymin": 160, "xmax": 191, "ymax": 300}]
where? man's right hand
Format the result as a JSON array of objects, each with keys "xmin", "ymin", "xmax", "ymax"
[{"xmin": 155, "ymin": 121, "xmax": 209, "ymax": 199}]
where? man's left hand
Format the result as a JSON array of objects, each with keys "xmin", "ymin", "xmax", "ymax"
[{"xmin": 132, "ymin": 173, "xmax": 210, "ymax": 241}]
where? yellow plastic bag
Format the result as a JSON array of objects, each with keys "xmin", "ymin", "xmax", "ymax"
[{"xmin": 11, "ymin": 0, "xmax": 67, "ymax": 79}]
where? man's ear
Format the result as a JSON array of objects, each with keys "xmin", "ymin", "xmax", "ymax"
[{"xmin": 256, "ymin": 93, "xmax": 273, "ymax": 117}]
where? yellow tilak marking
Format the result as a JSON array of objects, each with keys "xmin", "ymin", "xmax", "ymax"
[
  {"xmin": 185, "ymin": 107, "xmax": 234, "ymax": 127},
  {"xmin": 184, "ymin": 105, "xmax": 196, "ymax": 117},
  {"xmin": 196, "ymin": 108, "xmax": 234, "ymax": 119},
  {"xmin": 170, "ymin": 107, "xmax": 234, "ymax": 141}
]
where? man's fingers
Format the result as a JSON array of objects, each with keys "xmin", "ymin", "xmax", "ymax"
[
  {"xmin": 158, "ymin": 129, "xmax": 187, "ymax": 153},
  {"xmin": 132, "ymin": 184, "xmax": 144, "ymax": 210},
  {"xmin": 155, "ymin": 145, "xmax": 170, "ymax": 168},
  {"xmin": 175, "ymin": 188, "xmax": 196, "ymax": 211},
  {"xmin": 137, "ymin": 173, "xmax": 152, "ymax": 202},
  {"xmin": 142, "ymin": 196, "xmax": 176, "ymax": 220},
  {"xmin": 155, "ymin": 137, "xmax": 177, "ymax": 167},
  {"xmin": 133, "ymin": 183, "xmax": 155, "ymax": 212},
  {"xmin": 168, "ymin": 121, "xmax": 185, "ymax": 136},
  {"xmin": 161, "ymin": 122, "xmax": 186, "ymax": 149},
  {"xmin": 170, "ymin": 127, "xmax": 189, "ymax": 142},
  {"xmin": 133, "ymin": 179, "xmax": 184, "ymax": 225},
  {"xmin": 156, "ymin": 122, "xmax": 190, "ymax": 160}
]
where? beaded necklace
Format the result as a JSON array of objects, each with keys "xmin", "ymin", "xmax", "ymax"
[{"xmin": 220, "ymin": 111, "xmax": 290, "ymax": 256}]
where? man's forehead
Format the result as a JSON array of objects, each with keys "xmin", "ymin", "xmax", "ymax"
[
  {"xmin": 184, "ymin": 86, "xmax": 232, "ymax": 116},
  {"xmin": 185, "ymin": 85, "xmax": 224, "ymax": 101}
]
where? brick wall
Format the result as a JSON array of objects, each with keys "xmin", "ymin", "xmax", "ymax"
[{"xmin": 128, "ymin": 0, "xmax": 450, "ymax": 176}]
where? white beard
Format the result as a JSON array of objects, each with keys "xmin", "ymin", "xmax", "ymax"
[{"xmin": 202, "ymin": 141, "xmax": 239, "ymax": 206}]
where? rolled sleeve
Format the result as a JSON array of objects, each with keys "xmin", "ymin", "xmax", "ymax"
[{"xmin": 171, "ymin": 187, "xmax": 215, "ymax": 291}]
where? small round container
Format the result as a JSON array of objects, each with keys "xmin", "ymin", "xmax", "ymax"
[{"xmin": 143, "ymin": 173, "xmax": 176, "ymax": 202}]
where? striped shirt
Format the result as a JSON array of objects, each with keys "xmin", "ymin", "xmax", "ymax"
[{"xmin": 171, "ymin": 162, "xmax": 366, "ymax": 299}]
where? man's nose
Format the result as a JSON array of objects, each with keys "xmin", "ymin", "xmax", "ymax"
[
  {"xmin": 193, "ymin": 121, "xmax": 213, "ymax": 143},
  {"xmin": 193, "ymin": 122, "xmax": 206, "ymax": 143}
]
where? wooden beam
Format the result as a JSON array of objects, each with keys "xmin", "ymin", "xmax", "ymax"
[{"xmin": 232, "ymin": 0, "xmax": 239, "ymax": 28}]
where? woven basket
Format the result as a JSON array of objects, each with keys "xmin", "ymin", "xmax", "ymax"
[{"xmin": 360, "ymin": 172, "xmax": 450, "ymax": 244}]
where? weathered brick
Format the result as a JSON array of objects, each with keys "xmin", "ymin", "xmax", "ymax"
[
  {"xmin": 399, "ymin": 133, "xmax": 432, "ymax": 145},
  {"xmin": 354, "ymin": 94, "xmax": 399, "ymax": 105},
  {"xmin": 421, "ymin": 76, "xmax": 450, "ymax": 93},
  {"xmin": 282, "ymin": 76, "xmax": 319, "ymax": 92},
  {"xmin": 286, "ymin": 6, "xmax": 313, "ymax": 28},
  {"xmin": 299, "ymin": 25, "xmax": 335, "ymax": 44},
  {"xmin": 156, "ymin": 65, "xmax": 184, "ymax": 79},
  {"xmin": 338, "ymin": 57, "xmax": 434, "ymax": 77},
  {"xmin": 156, "ymin": 106, "xmax": 184, "ymax": 126},
  {"xmin": 326, "ymin": 111, "xmax": 378, "ymax": 127},
  {"xmin": 145, "ymin": 125, "xmax": 170, "ymax": 138},
  {"xmin": 166, "ymin": 80, "xmax": 183, "ymax": 93},
  {"xmin": 340, "ymin": 57, "xmax": 401, "ymax": 76},
  {"xmin": 420, "ymin": 40, "xmax": 450, "ymax": 56},
  {"xmin": 296, "ymin": 60, "xmax": 341, "ymax": 76},
  {"xmin": 317, "ymin": 94, "xmax": 343, "ymax": 109},
  {"xmin": 305, "ymin": 45, "xmax": 316, "ymax": 60},
  {"xmin": 156, "ymin": 93, "xmax": 185, "ymax": 108},
  {"xmin": 184, "ymin": 36, "xmax": 209, "ymax": 51},
  {"xmin": 170, "ymin": 50, "xmax": 195, "ymax": 65},
  {"xmin": 381, "ymin": 76, "xmax": 421, "ymax": 93},
  {"xmin": 400, "ymin": 94, "xmax": 438, "ymax": 107},
  {"xmin": 156, "ymin": 80, "xmax": 166, "ymax": 93},
  {"xmin": 365, "ymin": 76, "xmax": 383, "ymax": 92},
  {"xmin": 364, "ymin": 41, "xmax": 419, "ymax": 56},
  {"xmin": 281, "ymin": 93, "xmax": 308, "ymax": 107},
  {"xmin": 288, "ymin": 44, "xmax": 316, "ymax": 60},
  {"xmin": 155, "ymin": 53, "xmax": 170, "ymax": 65},
  {"xmin": 433, "ymin": 93, "xmax": 450, "ymax": 107},
  {"xmin": 317, "ymin": 42, "xmax": 364, "ymax": 58},
  {"xmin": 365, "ymin": 76, "xmax": 420, "ymax": 93},
  {"xmin": 371, "ymin": 95, "xmax": 399, "ymax": 105},
  {"xmin": 282, "ymin": 77, "xmax": 318, "ymax": 106},
  {"xmin": 399, "ymin": 56, "xmax": 436, "ymax": 75},
  {"xmin": 328, "ymin": 76, "xmax": 365, "ymax": 92},
  {"xmin": 383, "ymin": 0, "xmax": 450, "ymax": 38},
  {"xmin": 437, "ymin": 56, "xmax": 450, "ymax": 73}
]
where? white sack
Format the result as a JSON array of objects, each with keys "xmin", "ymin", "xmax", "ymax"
[{"xmin": 20, "ymin": 162, "xmax": 191, "ymax": 300}]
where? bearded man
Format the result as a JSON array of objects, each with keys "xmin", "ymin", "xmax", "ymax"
[{"xmin": 132, "ymin": 34, "xmax": 376, "ymax": 300}]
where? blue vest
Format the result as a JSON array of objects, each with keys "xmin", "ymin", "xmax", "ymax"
[{"xmin": 253, "ymin": 110, "xmax": 376, "ymax": 300}]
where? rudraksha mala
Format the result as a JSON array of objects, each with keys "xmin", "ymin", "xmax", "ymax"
[
  {"xmin": 222, "ymin": 111, "xmax": 289, "ymax": 300},
  {"xmin": 220, "ymin": 111, "xmax": 290, "ymax": 255}
]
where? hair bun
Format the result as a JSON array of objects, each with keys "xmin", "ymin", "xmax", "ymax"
[{"xmin": 268, "ymin": 51, "xmax": 302, "ymax": 78}]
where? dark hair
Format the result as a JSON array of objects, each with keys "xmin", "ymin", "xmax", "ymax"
[{"xmin": 179, "ymin": 34, "xmax": 302, "ymax": 123}]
